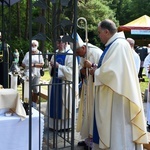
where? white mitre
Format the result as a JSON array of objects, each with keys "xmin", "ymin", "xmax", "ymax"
[{"xmin": 70, "ymin": 33, "xmax": 84, "ymax": 49}]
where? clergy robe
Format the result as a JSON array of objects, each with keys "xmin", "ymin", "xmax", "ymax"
[
  {"xmin": 76, "ymin": 43, "xmax": 102, "ymax": 139},
  {"xmin": 143, "ymin": 54, "xmax": 150, "ymax": 125},
  {"xmin": 48, "ymin": 48, "xmax": 79, "ymax": 130},
  {"xmin": 132, "ymin": 49, "xmax": 141, "ymax": 74},
  {"xmin": 93, "ymin": 32, "xmax": 148, "ymax": 150}
]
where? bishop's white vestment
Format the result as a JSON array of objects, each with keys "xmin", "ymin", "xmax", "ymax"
[
  {"xmin": 76, "ymin": 43, "xmax": 102, "ymax": 139},
  {"xmin": 93, "ymin": 32, "xmax": 148, "ymax": 150}
]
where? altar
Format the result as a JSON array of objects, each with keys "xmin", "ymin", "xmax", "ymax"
[
  {"xmin": 0, "ymin": 88, "xmax": 26, "ymax": 119},
  {"xmin": 0, "ymin": 108, "xmax": 44, "ymax": 150},
  {"xmin": 0, "ymin": 88, "xmax": 44, "ymax": 149}
]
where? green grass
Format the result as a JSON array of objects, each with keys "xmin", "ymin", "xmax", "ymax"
[
  {"xmin": 139, "ymin": 68, "xmax": 149, "ymax": 93},
  {"xmin": 140, "ymin": 75, "xmax": 149, "ymax": 94},
  {"xmin": 17, "ymin": 69, "xmax": 148, "ymax": 101},
  {"xmin": 17, "ymin": 69, "xmax": 51, "ymax": 101},
  {"xmin": 40, "ymin": 69, "xmax": 50, "ymax": 82}
]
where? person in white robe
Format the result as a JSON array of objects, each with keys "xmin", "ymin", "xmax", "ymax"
[
  {"xmin": 147, "ymin": 44, "xmax": 150, "ymax": 54},
  {"xmin": 48, "ymin": 36, "xmax": 79, "ymax": 130},
  {"xmin": 84, "ymin": 19, "xmax": 148, "ymax": 150},
  {"xmin": 127, "ymin": 38, "xmax": 141, "ymax": 74},
  {"xmin": 22, "ymin": 40, "xmax": 44, "ymax": 108},
  {"xmin": 143, "ymin": 53, "xmax": 150, "ymax": 131},
  {"xmin": 71, "ymin": 33, "xmax": 103, "ymax": 148}
]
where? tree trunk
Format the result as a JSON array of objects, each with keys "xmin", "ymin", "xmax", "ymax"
[
  {"xmin": 16, "ymin": 2, "xmax": 21, "ymax": 38},
  {"xmin": 24, "ymin": 0, "xmax": 29, "ymax": 40}
]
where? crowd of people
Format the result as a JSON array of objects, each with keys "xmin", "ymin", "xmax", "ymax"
[
  {"xmin": 22, "ymin": 40, "xmax": 44, "ymax": 108},
  {"xmin": 8, "ymin": 19, "xmax": 150, "ymax": 150},
  {"xmin": 43, "ymin": 19, "xmax": 149, "ymax": 150},
  {"xmin": 74, "ymin": 19, "xmax": 148, "ymax": 150}
]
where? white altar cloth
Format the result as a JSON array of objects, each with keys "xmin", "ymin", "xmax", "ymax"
[
  {"xmin": 0, "ymin": 108, "xmax": 44, "ymax": 150},
  {"xmin": 0, "ymin": 88, "xmax": 26, "ymax": 119}
]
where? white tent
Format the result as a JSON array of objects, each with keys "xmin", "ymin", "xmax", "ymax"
[{"xmin": 118, "ymin": 15, "xmax": 150, "ymax": 32}]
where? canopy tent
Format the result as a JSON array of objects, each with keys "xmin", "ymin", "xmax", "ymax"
[
  {"xmin": 118, "ymin": 15, "xmax": 150, "ymax": 32},
  {"xmin": 0, "ymin": 0, "xmax": 20, "ymax": 6}
]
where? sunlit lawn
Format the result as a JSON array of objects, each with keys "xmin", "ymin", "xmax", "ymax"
[
  {"xmin": 17, "ymin": 69, "xmax": 148, "ymax": 102},
  {"xmin": 140, "ymin": 68, "xmax": 149, "ymax": 94},
  {"xmin": 140, "ymin": 75, "xmax": 149, "ymax": 93},
  {"xmin": 40, "ymin": 69, "xmax": 50, "ymax": 83},
  {"xmin": 17, "ymin": 69, "xmax": 50, "ymax": 101}
]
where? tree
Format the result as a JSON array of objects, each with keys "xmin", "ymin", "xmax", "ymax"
[
  {"xmin": 78, "ymin": 0, "xmax": 117, "ymax": 46},
  {"xmin": 128, "ymin": 0, "xmax": 150, "ymax": 20}
]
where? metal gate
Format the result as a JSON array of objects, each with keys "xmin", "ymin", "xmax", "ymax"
[
  {"xmin": 0, "ymin": 0, "xmax": 78, "ymax": 149},
  {"xmin": 28, "ymin": 0, "xmax": 78, "ymax": 149}
]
